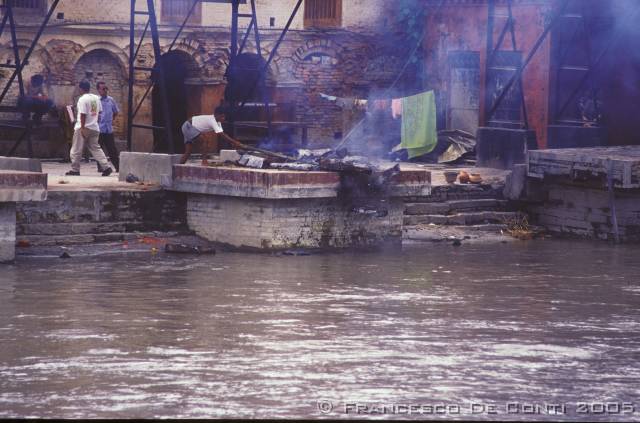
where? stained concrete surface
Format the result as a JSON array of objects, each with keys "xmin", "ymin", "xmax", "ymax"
[
  {"xmin": 41, "ymin": 161, "xmax": 161, "ymax": 192},
  {"xmin": 42, "ymin": 158, "xmax": 509, "ymax": 192}
]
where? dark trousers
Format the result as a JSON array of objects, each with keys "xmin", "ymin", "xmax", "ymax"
[
  {"xmin": 18, "ymin": 96, "xmax": 54, "ymax": 122},
  {"xmin": 98, "ymin": 132, "xmax": 119, "ymax": 172}
]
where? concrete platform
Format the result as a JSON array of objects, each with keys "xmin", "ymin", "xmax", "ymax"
[
  {"xmin": 172, "ymin": 163, "xmax": 432, "ymax": 199},
  {"xmin": 528, "ymin": 146, "xmax": 640, "ymax": 189},
  {"xmin": 41, "ymin": 162, "xmax": 161, "ymax": 192},
  {"xmin": 172, "ymin": 163, "xmax": 432, "ymax": 250},
  {"xmin": 25, "ymin": 158, "xmax": 506, "ymax": 251},
  {"xmin": 0, "ymin": 170, "xmax": 47, "ymax": 202},
  {"xmin": 525, "ymin": 146, "xmax": 640, "ymax": 242},
  {"xmin": 0, "ymin": 169, "xmax": 47, "ymax": 263},
  {"xmin": 119, "ymin": 152, "xmax": 182, "ymax": 185},
  {"xmin": 0, "ymin": 156, "xmax": 42, "ymax": 173},
  {"xmin": 172, "ymin": 165, "xmax": 341, "ymax": 199}
]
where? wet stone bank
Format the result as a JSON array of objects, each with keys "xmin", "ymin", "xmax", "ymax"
[{"xmin": 16, "ymin": 190, "xmax": 189, "ymax": 247}]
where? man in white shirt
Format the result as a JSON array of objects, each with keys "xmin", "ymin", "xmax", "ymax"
[
  {"xmin": 180, "ymin": 107, "xmax": 233, "ymax": 165},
  {"xmin": 66, "ymin": 80, "xmax": 112, "ymax": 176}
]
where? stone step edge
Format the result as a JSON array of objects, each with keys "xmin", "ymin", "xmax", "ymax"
[
  {"xmin": 17, "ymin": 230, "xmax": 195, "ymax": 247},
  {"xmin": 403, "ymin": 189, "xmax": 505, "ymax": 203},
  {"xmin": 404, "ymin": 223, "xmax": 509, "ymax": 233},
  {"xmin": 405, "ymin": 199, "xmax": 510, "ymax": 215},
  {"xmin": 403, "ymin": 211, "xmax": 526, "ymax": 226},
  {"xmin": 17, "ymin": 221, "xmax": 187, "ymax": 236}
]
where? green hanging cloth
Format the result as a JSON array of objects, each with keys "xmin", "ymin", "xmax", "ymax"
[{"xmin": 400, "ymin": 90, "xmax": 437, "ymax": 159}]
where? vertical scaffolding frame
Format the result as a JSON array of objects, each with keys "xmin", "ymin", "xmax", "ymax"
[
  {"xmin": 125, "ymin": 0, "xmax": 303, "ymax": 151},
  {"xmin": 549, "ymin": 0, "xmax": 640, "ymax": 126},
  {"xmin": 226, "ymin": 0, "xmax": 303, "ymax": 139},
  {"xmin": 483, "ymin": 0, "xmax": 529, "ymax": 129},
  {"xmin": 0, "ymin": 0, "xmax": 60, "ymax": 158},
  {"xmin": 126, "ymin": 0, "xmax": 175, "ymax": 153},
  {"xmin": 484, "ymin": 0, "xmax": 570, "ymax": 126}
]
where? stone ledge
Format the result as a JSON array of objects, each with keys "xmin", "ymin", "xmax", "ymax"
[
  {"xmin": 119, "ymin": 152, "xmax": 182, "ymax": 184},
  {"xmin": 171, "ymin": 165, "xmax": 431, "ymax": 199},
  {"xmin": 172, "ymin": 165, "xmax": 341, "ymax": 199},
  {"xmin": 528, "ymin": 146, "xmax": 640, "ymax": 189},
  {"xmin": 0, "ymin": 156, "xmax": 42, "ymax": 172},
  {"xmin": 0, "ymin": 170, "xmax": 47, "ymax": 202}
]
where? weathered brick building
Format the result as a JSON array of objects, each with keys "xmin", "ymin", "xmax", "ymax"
[
  {"xmin": 0, "ymin": 0, "xmax": 401, "ymax": 157},
  {"xmin": 394, "ymin": 0, "xmax": 640, "ymax": 149}
]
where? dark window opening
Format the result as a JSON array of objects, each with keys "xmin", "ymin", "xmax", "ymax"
[
  {"xmin": 486, "ymin": 51, "xmax": 524, "ymax": 128},
  {"xmin": 304, "ymin": 0, "xmax": 342, "ymax": 28},
  {"xmin": 161, "ymin": 0, "xmax": 202, "ymax": 25},
  {"xmin": 5, "ymin": 0, "xmax": 45, "ymax": 11}
]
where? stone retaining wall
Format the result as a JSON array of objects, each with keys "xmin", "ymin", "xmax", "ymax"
[
  {"xmin": 0, "ymin": 203, "xmax": 16, "ymax": 263},
  {"xmin": 526, "ymin": 182, "xmax": 640, "ymax": 242},
  {"xmin": 187, "ymin": 194, "xmax": 404, "ymax": 250},
  {"xmin": 17, "ymin": 189, "xmax": 187, "ymax": 235}
]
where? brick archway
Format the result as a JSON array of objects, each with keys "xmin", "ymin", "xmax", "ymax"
[
  {"xmin": 152, "ymin": 50, "xmax": 201, "ymax": 153},
  {"xmin": 73, "ymin": 49, "xmax": 127, "ymax": 138}
]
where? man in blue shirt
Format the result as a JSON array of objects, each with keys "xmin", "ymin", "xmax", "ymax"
[{"xmin": 97, "ymin": 81, "xmax": 120, "ymax": 172}]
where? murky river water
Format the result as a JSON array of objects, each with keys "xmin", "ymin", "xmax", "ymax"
[{"xmin": 1, "ymin": 240, "xmax": 639, "ymax": 420}]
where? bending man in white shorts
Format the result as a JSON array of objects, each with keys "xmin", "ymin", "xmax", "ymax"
[{"xmin": 180, "ymin": 107, "xmax": 233, "ymax": 165}]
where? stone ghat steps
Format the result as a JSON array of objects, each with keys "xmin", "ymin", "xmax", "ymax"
[
  {"xmin": 18, "ymin": 230, "xmax": 193, "ymax": 247},
  {"xmin": 403, "ymin": 224, "xmax": 512, "ymax": 242},
  {"xmin": 404, "ymin": 211, "xmax": 526, "ymax": 227},
  {"xmin": 404, "ymin": 184, "xmax": 504, "ymax": 203},
  {"xmin": 15, "ymin": 188, "xmax": 190, "ymax": 247},
  {"xmin": 16, "ymin": 190, "xmax": 187, "ymax": 225},
  {"xmin": 17, "ymin": 220, "xmax": 186, "ymax": 236},
  {"xmin": 405, "ymin": 199, "xmax": 510, "ymax": 216}
]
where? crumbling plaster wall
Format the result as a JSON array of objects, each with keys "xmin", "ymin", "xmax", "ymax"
[
  {"xmin": 55, "ymin": 0, "xmax": 385, "ymax": 32},
  {"xmin": 0, "ymin": 0, "xmax": 396, "ymax": 154}
]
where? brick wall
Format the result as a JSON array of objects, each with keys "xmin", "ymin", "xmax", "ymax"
[
  {"xmin": 0, "ymin": 0, "xmax": 398, "ymax": 155},
  {"xmin": 187, "ymin": 194, "xmax": 403, "ymax": 250},
  {"xmin": 0, "ymin": 203, "xmax": 16, "ymax": 263}
]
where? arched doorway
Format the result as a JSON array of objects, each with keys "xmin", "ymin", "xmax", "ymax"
[
  {"xmin": 224, "ymin": 52, "xmax": 270, "ymax": 106},
  {"xmin": 152, "ymin": 50, "xmax": 200, "ymax": 153},
  {"xmin": 73, "ymin": 49, "xmax": 127, "ymax": 138}
]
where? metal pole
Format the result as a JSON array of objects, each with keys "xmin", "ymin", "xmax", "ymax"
[
  {"xmin": 131, "ymin": 1, "xmax": 200, "ymax": 125},
  {"xmin": 507, "ymin": 0, "xmax": 529, "ymax": 129},
  {"xmin": 228, "ymin": 0, "xmax": 240, "ymax": 135},
  {"xmin": 230, "ymin": 0, "xmax": 239, "ymax": 62},
  {"xmin": 133, "ymin": 20, "xmax": 150, "ymax": 60},
  {"xmin": 0, "ymin": 0, "xmax": 60, "ymax": 104},
  {"xmin": 483, "ymin": 0, "xmax": 496, "ymax": 125},
  {"xmin": 555, "ymin": 3, "xmax": 640, "ymax": 121},
  {"xmin": 250, "ymin": 0, "xmax": 272, "ymax": 138},
  {"xmin": 238, "ymin": 18, "xmax": 254, "ymax": 55},
  {"xmin": 238, "ymin": 0, "xmax": 303, "ymax": 109},
  {"xmin": 168, "ymin": 0, "xmax": 200, "ymax": 51},
  {"xmin": 6, "ymin": 5, "xmax": 24, "ymax": 97},
  {"xmin": 486, "ymin": 0, "xmax": 570, "ymax": 121},
  {"xmin": 147, "ymin": 0, "xmax": 174, "ymax": 153},
  {"xmin": 607, "ymin": 160, "xmax": 620, "ymax": 244},
  {"xmin": 0, "ymin": 8, "xmax": 9, "ymax": 37},
  {"xmin": 126, "ymin": 0, "xmax": 136, "ymax": 151}
]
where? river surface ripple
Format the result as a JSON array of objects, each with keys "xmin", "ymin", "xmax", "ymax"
[{"xmin": 0, "ymin": 240, "xmax": 639, "ymax": 420}]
